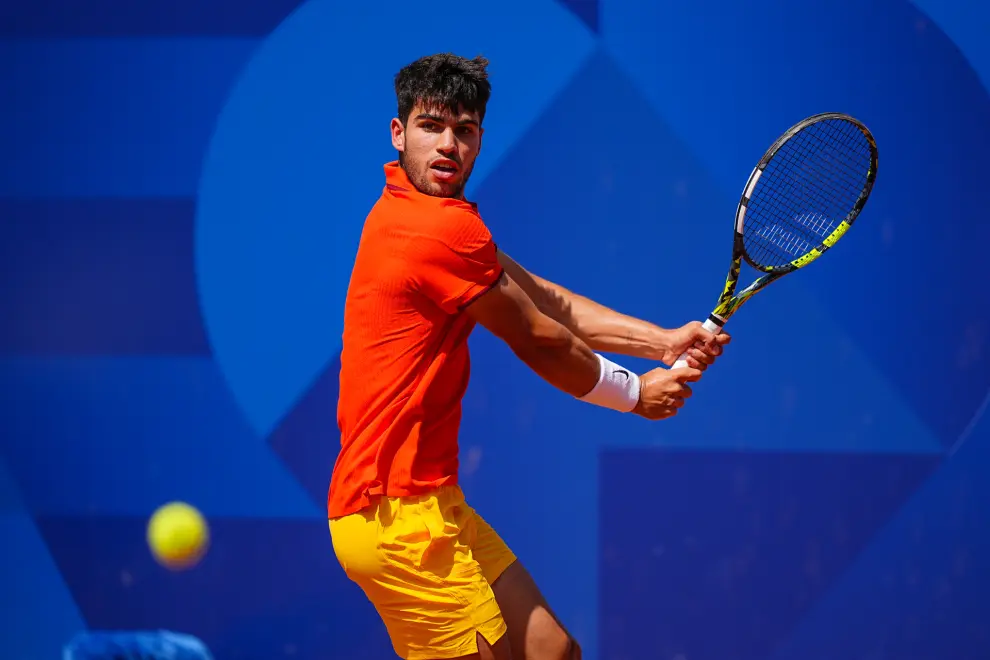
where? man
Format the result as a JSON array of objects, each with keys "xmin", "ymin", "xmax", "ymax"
[{"xmin": 328, "ymin": 53, "xmax": 731, "ymax": 660}]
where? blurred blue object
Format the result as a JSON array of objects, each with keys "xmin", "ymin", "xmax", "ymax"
[{"xmin": 63, "ymin": 630, "xmax": 214, "ymax": 660}]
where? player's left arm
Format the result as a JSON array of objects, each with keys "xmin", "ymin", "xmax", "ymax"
[{"xmin": 496, "ymin": 249, "xmax": 731, "ymax": 368}]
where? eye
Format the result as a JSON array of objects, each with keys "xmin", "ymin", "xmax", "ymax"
[{"xmin": 456, "ymin": 126, "xmax": 475, "ymax": 136}]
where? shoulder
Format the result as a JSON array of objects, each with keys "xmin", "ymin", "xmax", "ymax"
[
  {"xmin": 367, "ymin": 185, "xmax": 495, "ymax": 249},
  {"xmin": 418, "ymin": 202, "xmax": 494, "ymax": 247}
]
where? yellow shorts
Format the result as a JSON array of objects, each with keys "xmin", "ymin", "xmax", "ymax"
[{"xmin": 329, "ymin": 485, "xmax": 517, "ymax": 660}]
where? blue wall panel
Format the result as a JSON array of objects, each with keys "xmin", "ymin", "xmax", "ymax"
[{"xmin": 2, "ymin": 1, "xmax": 989, "ymax": 658}]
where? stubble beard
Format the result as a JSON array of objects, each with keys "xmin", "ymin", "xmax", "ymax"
[{"xmin": 399, "ymin": 152, "xmax": 473, "ymax": 200}]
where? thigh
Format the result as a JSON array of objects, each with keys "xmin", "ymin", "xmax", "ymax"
[
  {"xmin": 329, "ymin": 488, "xmax": 508, "ymax": 660},
  {"xmin": 491, "ymin": 561, "xmax": 579, "ymax": 660},
  {"xmin": 467, "ymin": 508, "xmax": 578, "ymax": 659}
]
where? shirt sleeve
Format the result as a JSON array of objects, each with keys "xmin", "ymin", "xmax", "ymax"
[{"xmin": 409, "ymin": 207, "xmax": 504, "ymax": 314}]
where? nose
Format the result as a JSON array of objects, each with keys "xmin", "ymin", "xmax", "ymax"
[{"xmin": 437, "ymin": 128, "xmax": 456, "ymax": 154}]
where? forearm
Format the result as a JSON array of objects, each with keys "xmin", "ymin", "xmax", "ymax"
[
  {"xmin": 510, "ymin": 314, "xmax": 642, "ymax": 414},
  {"xmin": 496, "ymin": 250, "xmax": 670, "ymax": 361},
  {"xmin": 466, "ymin": 267, "xmax": 643, "ymax": 413},
  {"xmin": 536, "ymin": 280, "xmax": 669, "ymax": 360},
  {"xmin": 509, "ymin": 314, "xmax": 602, "ymax": 398}
]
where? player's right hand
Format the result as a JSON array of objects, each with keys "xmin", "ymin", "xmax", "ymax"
[{"xmin": 633, "ymin": 366, "xmax": 703, "ymax": 420}]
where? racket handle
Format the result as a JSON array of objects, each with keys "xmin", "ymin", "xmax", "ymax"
[{"xmin": 671, "ymin": 317, "xmax": 723, "ymax": 370}]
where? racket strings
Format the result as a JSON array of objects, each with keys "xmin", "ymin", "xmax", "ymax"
[
  {"xmin": 770, "ymin": 122, "xmax": 867, "ymax": 213},
  {"xmin": 744, "ymin": 118, "xmax": 872, "ymax": 269},
  {"xmin": 758, "ymin": 125, "xmax": 862, "ymax": 246}
]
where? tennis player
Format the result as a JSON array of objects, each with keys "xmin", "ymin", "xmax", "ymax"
[{"xmin": 328, "ymin": 53, "xmax": 731, "ymax": 660}]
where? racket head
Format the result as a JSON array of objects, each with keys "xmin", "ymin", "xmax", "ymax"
[{"xmin": 735, "ymin": 113, "xmax": 878, "ymax": 274}]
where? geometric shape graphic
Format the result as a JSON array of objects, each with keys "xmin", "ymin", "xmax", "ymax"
[
  {"xmin": 0, "ymin": 38, "xmax": 258, "ymax": 197},
  {"xmin": 195, "ymin": 0, "xmax": 596, "ymax": 439},
  {"xmin": 4, "ymin": 3, "xmax": 989, "ymax": 660},
  {"xmin": 1, "ymin": 511, "xmax": 87, "ymax": 660},
  {"xmin": 474, "ymin": 49, "xmax": 941, "ymax": 456},
  {"xmin": 0, "ymin": 199, "xmax": 209, "ymax": 355},
  {"xmin": 644, "ymin": 285, "xmax": 945, "ymax": 455},
  {"xmin": 0, "ymin": 357, "xmax": 319, "ymax": 517},
  {"xmin": 267, "ymin": 355, "xmax": 343, "ymax": 506},
  {"xmin": 600, "ymin": 0, "xmax": 990, "ymax": 448},
  {"xmin": 770, "ymin": 406, "xmax": 990, "ymax": 660},
  {"xmin": 910, "ymin": 0, "xmax": 990, "ymax": 92},
  {"xmin": 556, "ymin": 0, "xmax": 600, "ymax": 33},
  {"xmin": 0, "ymin": 453, "xmax": 22, "ymax": 513},
  {"xmin": 1, "ymin": 454, "xmax": 87, "ymax": 660},
  {"xmin": 598, "ymin": 449, "xmax": 942, "ymax": 660},
  {"xmin": 0, "ymin": 0, "xmax": 306, "ymax": 37},
  {"xmin": 462, "ymin": 47, "xmax": 945, "ymax": 660},
  {"xmin": 36, "ymin": 515, "xmax": 394, "ymax": 660}
]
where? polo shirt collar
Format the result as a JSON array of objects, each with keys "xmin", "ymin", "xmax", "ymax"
[{"xmin": 383, "ymin": 161, "xmax": 478, "ymax": 210}]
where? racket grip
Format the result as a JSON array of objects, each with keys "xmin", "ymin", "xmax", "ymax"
[{"xmin": 671, "ymin": 317, "xmax": 723, "ymax": 370}]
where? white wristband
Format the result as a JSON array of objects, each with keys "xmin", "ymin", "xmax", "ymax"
[{"xmin": 577, "ymin": 353, "xmax": 641, "ymax": 413}]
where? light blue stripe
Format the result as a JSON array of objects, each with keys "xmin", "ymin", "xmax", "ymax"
[{"xmin": 0, "ymin": 38, "xmax": 258, "ymax": 198}]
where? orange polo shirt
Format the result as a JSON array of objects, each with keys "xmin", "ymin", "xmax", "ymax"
[{"xmin": 327, "ymin": 161, "xmax": 504, "ymax": 518}]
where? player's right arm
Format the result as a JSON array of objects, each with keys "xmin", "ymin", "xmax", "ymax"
[
  {"xmin": 466, "ymin": 270, "xmax": 701, "ymax": 420},
  {"xmin": 464, "ymin": 270, "xmax": 600, "ymax": 398},
  {"xmin": 411, "ymin": 208, "xmax": 700, "ymax": 420}
]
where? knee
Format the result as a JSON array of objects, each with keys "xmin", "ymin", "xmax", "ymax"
[{"xmin": 534, "ymin": 627, "xmax": 580, "ymax": 660}]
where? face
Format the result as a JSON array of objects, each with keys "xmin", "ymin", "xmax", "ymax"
[{"xmin": 391, "ymin": 103, "xmax": 483, "ymax": 199}]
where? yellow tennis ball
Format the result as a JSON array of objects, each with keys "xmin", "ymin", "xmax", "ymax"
[{"xmin": 146, "ymin": 501, "xmax": 210, "ymax": 570}]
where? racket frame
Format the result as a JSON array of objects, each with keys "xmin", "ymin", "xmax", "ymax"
[{"xmin": 705, "ymin": 112, "xmax": 878, "ymax": 330}]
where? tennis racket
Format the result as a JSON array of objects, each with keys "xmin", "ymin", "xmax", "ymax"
[{"xmin": 672, "ymin": 112, "xmax": 879, "ymax": 370}]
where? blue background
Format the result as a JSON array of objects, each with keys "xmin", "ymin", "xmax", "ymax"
[{"xmin": 3, "ymin": 0, "xmax": 990, "ymax": 658}]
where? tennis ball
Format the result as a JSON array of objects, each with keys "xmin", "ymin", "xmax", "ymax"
[{"xmin": 146, "ymin": 501, "xmax": 210, "ymax": 570}]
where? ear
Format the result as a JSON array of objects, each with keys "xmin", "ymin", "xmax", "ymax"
[
  {"xmin": 390, "ymin": 118, "xmax": 405, "ymax": 152},
  {"xmin": 478, "ymin": 126, "xmax": 484, "ymax": 153}
]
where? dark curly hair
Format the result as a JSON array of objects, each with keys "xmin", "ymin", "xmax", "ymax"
[{"xmin": 394, "ymin": 53, "xmax": 492, "ymax": 125}]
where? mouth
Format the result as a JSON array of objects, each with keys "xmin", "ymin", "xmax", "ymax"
[{"xmin": 429, "ymin": 160, "xmax": 460, "ymax": 182}]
